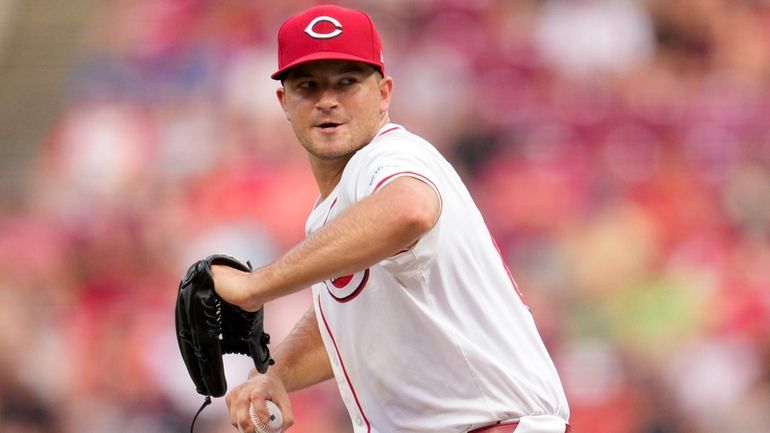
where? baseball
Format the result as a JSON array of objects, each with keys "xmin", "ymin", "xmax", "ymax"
[{"xmin": 250, "ymin": 400, "xmax": 284, "ymax": 433}]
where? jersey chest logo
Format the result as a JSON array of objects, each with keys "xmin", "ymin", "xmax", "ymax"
[{"xmin": 324, "ymin": 269, "xmax": 370, "ymax": 302}]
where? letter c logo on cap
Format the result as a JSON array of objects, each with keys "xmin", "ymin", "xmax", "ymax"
[{"xmin": 304, "ymin": 16, "xmax": 343, "ymax": 39}]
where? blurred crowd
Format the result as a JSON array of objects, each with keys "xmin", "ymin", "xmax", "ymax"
[{"xmin": 1, "ymin": 0, "xmax": 769, "ymax": 432}]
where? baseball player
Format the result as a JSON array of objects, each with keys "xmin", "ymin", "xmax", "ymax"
[{"xmin": 213, "ymin": 5, "xmax": 570, "ymax": 433}]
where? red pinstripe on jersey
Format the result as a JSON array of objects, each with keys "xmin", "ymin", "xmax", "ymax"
[
  {"xmin": 490, "ymin": 236, "xmax": 528, "ymax": 307},
  {"xmin": 373, "ymin": 170, "xmax": 438, "ymax": 195},
  {"xmin": 375, "ymin": 125, "xmax": 401, "ymax": 138},
  {"xmin": 322, "ymin": 197, "xmax": 338, "ymax": 225},
  {"xmin": 317, "ymin": 292, "xmax": 371, "ymax": 432}
]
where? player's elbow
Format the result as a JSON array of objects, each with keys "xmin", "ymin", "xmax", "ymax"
[
  {"xmin": 393, "ymin": 197, "xmax": 439, "ymax": 238},
  {"xmin": 378, "ymin": 176, "xmax": 441, "ymax": 240}
]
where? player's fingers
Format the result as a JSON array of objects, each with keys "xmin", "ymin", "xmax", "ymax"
[
  {"xmin": 234, "ymin": 386, "xmax": 257, "ymax": 433},
  {"xmin": 262, "ymin": 374, "xmax": 293, "ymax": 429},
  {"xmin": 237, "ymin": 391, "xmax": 259, "ymax": 433},
  {"xmin": 249, "ymin": 391, "xmax": 271, "ymax": 424},
  {"xmin": 226, "ymin": 384, "xmax": 242, "ymax": 429},
  {"xmin": 272, "ymin": 395, "xmax": 294, "ymax": 429},
  {"xmin": 225, "ymin": 384, "xmax": 236, "ymax": 411}
]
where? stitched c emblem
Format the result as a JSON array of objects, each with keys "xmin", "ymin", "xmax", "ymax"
[{"xmin": 304, "ymin": 16, "xmax": 343, "ymax": 39}]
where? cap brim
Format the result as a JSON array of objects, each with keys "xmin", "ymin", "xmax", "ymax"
[{"xmin": 271, "ymin": 51, "xmax": 383, "ymax": 80}]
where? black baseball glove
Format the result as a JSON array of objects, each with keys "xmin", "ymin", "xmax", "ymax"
[{"xmin": 175, "ymin": 254, "xmax": 274, "ymax": 401}]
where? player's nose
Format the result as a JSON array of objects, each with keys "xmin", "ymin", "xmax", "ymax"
[{"xmin": 315, "ymin": 87, "xmax": 339, "ymax": 111}]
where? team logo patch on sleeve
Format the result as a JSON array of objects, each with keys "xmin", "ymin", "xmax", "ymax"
[{"xmin": 368, "ymin": 164, "xmax": 400, "ymax": 187}]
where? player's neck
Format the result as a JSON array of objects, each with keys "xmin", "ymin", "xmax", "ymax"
[
  {"xmin": 309, "ymin": 154, "xmax": 353, "ymax": 200},
  {"xmin": 310, "ymin": 115, "xmax": 391, "ymax": 199}
]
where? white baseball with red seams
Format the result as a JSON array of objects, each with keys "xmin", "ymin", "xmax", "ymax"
[
  {"xmin": 249, "ymin": 401, "xmax": 283, "ymax": 433},
  {"xmin": 305, "ymin": 123, "xmax": 570, "ymax": 433}
]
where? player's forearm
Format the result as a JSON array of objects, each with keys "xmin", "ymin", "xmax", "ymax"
[
  {"xmin": 249, "ymin": 177, "xmax": 439, "ymax": 307},
  {"xmin": 250, "ymin": 305, "xmax": 332, "ymax": 392}
]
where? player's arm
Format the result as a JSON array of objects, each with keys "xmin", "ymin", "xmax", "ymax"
[
  {"xmin": 251, "ymin": 305, "xmax": 331, "ymax": 391},
  {"xmin": 226, "ymin": 304, "xmax": 329, "ymax": 431},
  {"xmin": 213, "ymin": 176, "xmax": 440, "ymax": 311}
]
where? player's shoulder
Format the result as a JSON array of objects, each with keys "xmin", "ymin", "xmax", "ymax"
[
  {"xmin": 365, "ymin": 123, "xmax": 436, "ymax": 157},
  {"xmin": 343, "ymin": 124, "xmax": 442, "ymax": 181},
  {"xmin": 374, "ymin": 123, "xmax": 428, "ymax": 144}
]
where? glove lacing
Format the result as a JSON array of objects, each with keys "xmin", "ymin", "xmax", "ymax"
[{"xmin": 190, "ymin": 395, "xmax": 212, "ymax": 433}]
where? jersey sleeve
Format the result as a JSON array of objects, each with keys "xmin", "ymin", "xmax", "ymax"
[
  {"xmin": 343, "ymin": 137, "xmax": 444, "ymax": 285},
  {"xmin": 346, "ymin": 139, "xmax": 442, "ymax": 206}
]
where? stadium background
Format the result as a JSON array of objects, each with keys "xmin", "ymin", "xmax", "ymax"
[{"xmin": 0, "ymin": 1, "xmax": 768, "ymax": 432}]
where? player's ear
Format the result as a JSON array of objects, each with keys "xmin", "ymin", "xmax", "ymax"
[
  {"xmin": 379, "ymin": 75, "xmax": 393, "ymax": 114},
  {"xmin": 276, "ymin": 87, "xmax": 290, "ymax": 121}
]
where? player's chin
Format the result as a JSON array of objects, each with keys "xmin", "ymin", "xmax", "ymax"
[
  {"xmin": 311, "ymin": 134, "xmax": 352, "ymax": 152},
  {"xmin": 314, "ymin": 148, "xmax": 355, "ymax": 161}
]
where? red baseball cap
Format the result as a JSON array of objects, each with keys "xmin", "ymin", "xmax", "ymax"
[{"xmin": 271, "ymin": 5, "xmax": 385, "ymax": 80}]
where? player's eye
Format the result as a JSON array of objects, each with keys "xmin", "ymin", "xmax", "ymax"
[
  {"xmin": 298, "ymin": 80, "xmax": 316, "ymax": 90},
  {"xmin": 339, "ymin": 77, "xmax": 357, "ymax": 86}
]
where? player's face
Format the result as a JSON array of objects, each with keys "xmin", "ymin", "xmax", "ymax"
[{"xmin": 277, "ymin": 60, "xmax": 393, "ymax": 162}]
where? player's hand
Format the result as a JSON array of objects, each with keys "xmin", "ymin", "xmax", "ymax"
[
  {"xmin": 211, "ymin": 264, "xmax": 263, "ymax": 312},
  {"xmin": 226, "ymin": 371, "xmax": 294, "ymax": 432}
]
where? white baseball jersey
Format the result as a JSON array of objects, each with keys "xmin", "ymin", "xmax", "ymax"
[{"xmin": 307, "ymin": 124, "xmax": 570, "ymax": 433}]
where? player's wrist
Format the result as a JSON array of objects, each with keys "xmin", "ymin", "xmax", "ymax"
[
  {"xmin": 249, "ymin": 262, "xmax": 294, "ymax": 307},
  {"xmin": 265, "ymin": 361, "xmax": 291, "ymax": 388},
  {"xmin": 230, "ymin": 267, "xmax": 267, "ymax": 312},
  {"xmin": 246, "ymin": 354, "xmax": 283, "ymax": 378}
]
